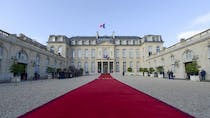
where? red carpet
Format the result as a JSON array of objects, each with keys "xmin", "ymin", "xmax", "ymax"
[{"xmin": 19, "ymin": 74, "xmax": 193, "ymax": 118}]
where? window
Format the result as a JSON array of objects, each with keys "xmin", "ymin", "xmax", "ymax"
[
  {"xmin": 91, "ymin": 49, "xmax": 95, "ymax": 58},
  {"xmin": 78, "ymin": 49, "xmax": 82, "ymax": 59},
  {"xmin": 78, "ymin": 40, "xmax": 82, "ymax": 45},
  {"xmin": 136, "ymin": 49, "xmax": 140, "ymax": 58},
  {"xmin": 84, "ymin": 62, "xmax": 88, "ymax": 72},
  {"xmin": 72, "ymin": 49, "xmax": 76, "ymax": 59},
  {"xmin": 50, "ymin": 37, "xmax": 55, "ymax": 41},
  {"xmin": 123, "ymin": 49, "xmax": 126, "ymax": 58},
  {"xmin": 116, "ymin": 62, "xmax": 120, "ymax": 72},
  {"xmin": 78, "ymin": 62, "xmax": 82, "ymax": 69},
  {"xmin": 156, "ymin": 46, "xmax": 160, "ymax": 53},
  {"xmin": 130, "ymin": 61, "xmax": 133, "ymax": 68},
  {"xmin": 72, "ymin": 40, "xmax": 76, "ymax": 45},
  {"xmin": 58, "ymin": 46, "xmax": 62, "ymax": 55},
  {"xmin": 50, "ymin": 46, "xmax": 54, "ymax": 53},
  {"xmin": 136, "ymin": 61, "xmax": 140, "ymax": 72},
  {"xmin": 91, "ymin": 62, "xmax": 95, "ymax": 73},
  {"xmin": 208, "ymin": 46, "xmax": 210, "ymax": 58},
  {"xmin": 186, "ymin": 50, "xmax": 192, "ymax": 60},
  {"xmin": 0, "ymin": 46, "xmax": 2, "ymax": 58},
  {"xmin": 16, "ymin": 51, "xmax": 28, "ymax": 62},
  {"xmin": 103, "ymin": 48, "xmax": 108, "ymax": 58},
  {"xmin": 46, "ymin": 57, "xmax": 50, "ymax": 65},
  {"xmin": 148, "ymin": 46, "xmax": 152, "ymax": 56},
  {"xmin": 129, "ymin": 49, "xmax": 133, "ymax": 58},
  {"xmin": 35, "ymin": 55, "xmax": 40, "ymax": 65},
  {"xmin": 57, "ymin": 37, "xmax": 63, "ymax": 42},
  {"xmin": 116, "ymin": 49, "xmax": 119, "ymax": 58},
  {"xmin": 171, "ymin": 55, "xmax": 175, "ymax": 63},
  {"xmin": 115, "ymin": 40, "xmax": 120, "ymax": 45},
  {"xmin": 85, "ymin": 49, "xmax": 88, "ymax": 58}
]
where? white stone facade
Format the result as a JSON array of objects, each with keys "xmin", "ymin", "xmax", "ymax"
[{"xmin": 0, "ymin": 30, "xmax": 66, "ymax": 81}]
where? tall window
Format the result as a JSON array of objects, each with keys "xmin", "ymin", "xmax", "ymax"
[
  {"xmin": 122, "ymin": 49, "xmax": 126, "ymax": 58},
  {"xmin": 85, "ymin": 49, "xmax": 88, "ymax": 58},
  {"xmin": 136, "ymin": 61, "xmax": 140, "ymax": 72},
  {"xmin": 186, "ymin": 50, "xmax": 192, "ymax": 60},
  {"xmin": 72, "ymin": 49, "xmax": 76, "ymax": 59},
  {"xmin": 129, "ymin": 49, "xmax": 133, "ymax": 59},
  {"xmin": 116, "ymin": 62, "xmax": 120, "ymax": 72},
  {"xmin": 136, "ymin": 49, "xmax": 140, "ymax": 58},
  {"xmin": 91, "ymin": 62, "xmax": 95, "ymax": 73},
  {"xmin": 84, "ymin": 62, "xmax": 88, "ymax": 72},
  {"xmin": 78, "ymin": 62, "xmax": 82, "ymax": 69},
  {"xmin": 171, "ymin": 55, "xmax": 175, "ymax": 63},
  {"xmin": 156, "ymin": 46, "xmax": 160, "ymax": 53},
  {"xmin": 50, "ymin": 46, "xmax": 54, "ymax": 53},
  {"xmin": 78, "ymin": 49, "xmax": 82, "ymax": 59},
  {"xmin": 103, "ymin": 48, "xmax": 108, "ymax": 58},
  {"xmin": 46, "ymin": 57, "xmax": 50, "ymax": 65},
  {"xmin": 116, "ymin": 49, "xmax": 119, "ymax": 58},
  {"xmin": 208, "ymin": 46, "xmax": 210, "ymax": 58},
  {"xmin": 148, "ymin": 46, "xmax": 152, "ymax": 56},
  {"xmin": 130, "ymin": 61, "xmax": 133, "ymax": 68},
  {"xmin": 58, "ymin": 46, "xmax": 62, "ymax": 55},
  {"xmin": 91, "ymin": 49, "xmax": 95, "ymax": 58}
]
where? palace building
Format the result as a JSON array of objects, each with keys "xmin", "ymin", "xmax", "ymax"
[
  {"xmin": 0, "ymin": 28, "xmax": 210, "ymax": 81},
  {"xmin": 47, "ymin": 32, "xmax": 163, "ymax": 74}
]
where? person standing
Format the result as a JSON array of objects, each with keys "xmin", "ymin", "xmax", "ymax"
[{"xmin": 200, "ymin": 69, "xmax": 206, "ymax": 81}]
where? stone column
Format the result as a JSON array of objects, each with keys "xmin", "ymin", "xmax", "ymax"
[{"xmin": 108, "ymin": 61, "xmax": 110, "ymax": 73}]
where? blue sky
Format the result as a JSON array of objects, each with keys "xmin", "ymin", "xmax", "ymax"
[{"xmin": 1, "ymin": 0, "xmax": 210, "ymax": 47}]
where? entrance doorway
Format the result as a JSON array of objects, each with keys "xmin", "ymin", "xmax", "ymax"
[
  {"xmin": 184, "ymin": 62, "xmax": 192, "ymax": 79},
  {"xmin": 103, "ymin": 62, "xmax": 108, "ymax": 73},
  {"xmin": 18, "ymin": 63, "xmax": 27, "ymax": 80}
]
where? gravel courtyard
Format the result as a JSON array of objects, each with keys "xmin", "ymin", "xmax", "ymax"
[
  {"xmin": 1, "ymin": 74, "xmax": 210, "ymax": 118},
  {"xmin": 112, "ymin": 74, "xmax": 210, "ymax": 118}
]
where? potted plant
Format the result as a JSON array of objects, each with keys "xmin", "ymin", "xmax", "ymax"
[
  {"xmin": 149, "ymin": 67, "xmax": 155, "ymax": 77},
  {"xmin": 138, "ymin": 68, "xmax": 144, "ymax": 76},
  {"xmin": 143, "ymin": 68, "xmax": 148, "ymax": 76},
  {"xmin": 126, "ymin": 67, "xmax": 134, "ymax": 76},
  {"xmin": 46, "ymin": 67, "xmax": 54, "ymax": 79},
  {"xmin": 185, "ymin": 61, "xmax": 200, "ymax": 81},
  {"xmin": 9, "ymin": 63, "xmax": 25, "ymax": 82},
  {"xmin": 156, "ymin": 66, "xmax": 164, "ymax": 78}
]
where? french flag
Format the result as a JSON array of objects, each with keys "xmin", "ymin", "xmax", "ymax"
[{"xmin": 100, "ymin": 24, "xmax": 105, "ymax": 29}]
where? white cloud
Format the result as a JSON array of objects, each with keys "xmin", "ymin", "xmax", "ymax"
[
  {"xmin": 190, "ymin": 12, "xmax": 210, "ymax": 27},
  {"xmin": 177, "ymin": 30, "xmax": 202, "ymax": 39}
]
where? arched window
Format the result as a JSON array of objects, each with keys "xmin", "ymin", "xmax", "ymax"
[
  {"xmin": 16, "ymin": 50, "xmax": 28, "ymax": 62},
  {"xmin": 103, "ymin": 48, "xmax": 108, "ymax": 58},
  {"xmin": 186, "ymin": 51, "xmax": 192, "ymax": 60}
]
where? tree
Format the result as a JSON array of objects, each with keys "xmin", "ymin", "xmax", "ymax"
[
  {"xmin": 156, "ymin": 66, "xmax": 164, "ymax": 74},
  {"xmin": 185, "ymin": 61, "xmax": 199, "ymax": 75},
  {"xmin": 149, "ymin": 67, "xmax": 155, "ymax": 74},
  {"xmin": 9, "ymin": 63, "xmax": 25, "ymax": 76}
]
